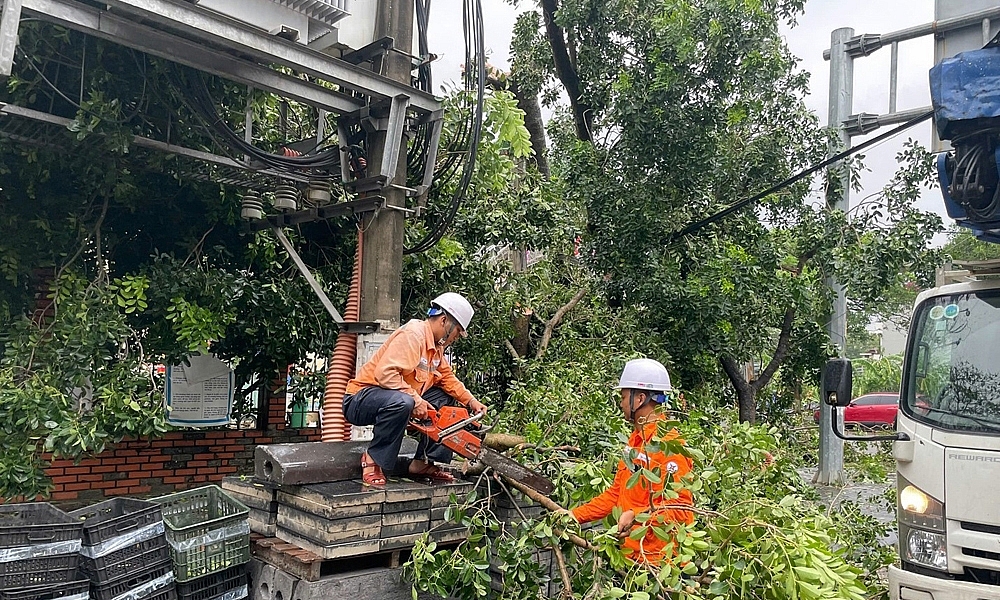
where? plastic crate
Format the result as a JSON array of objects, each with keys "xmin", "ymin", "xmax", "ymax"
[
  {"xmin": 70, "ymin": 499, "xmax": 163, "ymax": 547},
  {"xmin": 0, "ymin": 578, "xmax": 89, "ymax": 600},
  {"xmin": 79, "ymin": 535, "xmax": 170, "ymax": 584},
  {"xmin": 90, "ymin": 558, "xmax": 173, "ymax": 600},
  {"xmin": 175, "ymin": 565, "xmax": 246, "ymax": 600},
  {"xmin": 143, "ymin": 588, "xmax": 177, "ymax": 600},
  {"xmin": 153, "ymin": 487, "xmax": 249, "ymax": 583},
  {"xmin": 0, "ymin": 504, "xmax": 82, "ymax": 549},
  {"xmin": 0, "ymin": 553, "xmax": 80, "ymax": 588}
]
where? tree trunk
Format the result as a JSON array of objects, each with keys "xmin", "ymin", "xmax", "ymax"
[
  {"xmin": 720, "ymin": 354, "xmax": 756, "ymax": 424},
  {"xmin": 539, "ymin": 0, "xmax": 593, "ymax": 142},
  {"xmin": 509, "ymin": 79, "xmax": 549, "ymax": 177}
]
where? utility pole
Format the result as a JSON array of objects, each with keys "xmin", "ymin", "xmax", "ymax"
[
  {"xmin": 360, "ymin": 0, "xmax": 414, "ymax": 329},
  {"xmin": 815, "ymin": 27, "xmax": 852, "ymax": 486}
]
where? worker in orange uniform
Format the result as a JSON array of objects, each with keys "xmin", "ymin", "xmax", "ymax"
[
  {"xmin": 344, "ymin": 292, "xmax": 488, "ymax": 487},
  {"xmin": 569, "ymin": 358, "xmax": 694, "ymax": 564}
]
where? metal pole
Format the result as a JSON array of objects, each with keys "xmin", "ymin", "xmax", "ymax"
[
  {"xmin": 816, "ymin": 27, "xmax": 853, "ymax": 486},
  {"xmin": 889, "ymin": 42, "xmax": 898, "ymax": 114}
]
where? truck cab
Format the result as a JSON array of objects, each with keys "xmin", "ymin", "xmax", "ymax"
[{"xmin": 887, "ymin": 261, "xmax": 1000, "ymax": 600}]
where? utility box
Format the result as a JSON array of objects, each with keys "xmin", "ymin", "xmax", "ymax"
[
  {"xmin": 350, "ymin": 331, "xmax": 392, "ymax": 441},
  {"xmin": 197, "ymin": 0, "xmax": 350, "ymax": 48}
]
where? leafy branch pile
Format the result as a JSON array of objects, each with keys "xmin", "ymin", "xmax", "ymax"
[{"xmin": 407, "ymin": 409, "xmax": 893, "ymax": 600}]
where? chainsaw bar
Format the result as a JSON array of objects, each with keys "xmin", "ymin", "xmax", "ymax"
[{"xmin": 478, "ymin": 447, "xmax": 555, "ymax": 495}]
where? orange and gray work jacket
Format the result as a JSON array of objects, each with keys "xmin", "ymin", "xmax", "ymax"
[
  {"xmin": 571, "ymin": 415, "xmax": 695, "ymax": 564},
  {"xmin": 345, "ymin": 319, "xmax": 476, "ymax": 406}
]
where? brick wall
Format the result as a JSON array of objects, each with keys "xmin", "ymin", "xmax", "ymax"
[{"xmin": 42, "ymin": 381, "xmax": 322, "ymax": 509}]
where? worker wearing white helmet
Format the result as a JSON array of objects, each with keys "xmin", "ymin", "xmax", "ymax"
[
  {"xmin": 567, "ymin": 358, "xmax": 695, "ymax": 564},
  {"xmin": 344, "ymin": 292, "xmax": 487, "ymax": 487}
]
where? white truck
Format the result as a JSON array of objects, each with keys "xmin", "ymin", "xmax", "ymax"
[{"xmin": 825, "ymin": 260, "xmax": 1000, "ymax": 599}]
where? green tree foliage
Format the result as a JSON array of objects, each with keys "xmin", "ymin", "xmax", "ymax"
[
  {"xmin": 507, "ymin": 0, "xmax": 942, "ymax": 422},
  {"xmin": 407, "ymin": 409, "xmax": 891, "ymax": 600}
]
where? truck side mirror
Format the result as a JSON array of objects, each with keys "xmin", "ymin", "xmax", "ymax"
[{"xmin": 823, "ymin": 358, "xmax": 852, "ymax": 407}]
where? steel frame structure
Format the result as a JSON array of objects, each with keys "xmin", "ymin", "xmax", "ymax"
[
  {"xmin": 0, "ymin": 0, "xmax": 443, "ymax": 197},
  {"xmin": 815, "ymin": 4, "xmax": 1000, "ymax": 485}
]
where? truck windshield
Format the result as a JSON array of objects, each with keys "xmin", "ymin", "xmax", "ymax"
[{"xmin": 903, "ymin": 290, "xmax": 1000, "ymax": 434}]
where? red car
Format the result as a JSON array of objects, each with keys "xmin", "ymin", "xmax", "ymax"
[{"xmin": 813, "ymin": 392, "xmax": 899, "ymax": 427}]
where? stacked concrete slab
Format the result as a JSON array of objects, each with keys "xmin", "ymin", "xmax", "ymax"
[
  {"xmin": 273, "ymin": 479, "xmax": 474, "ymax": 557},
  {"xmin": 223, "ymin": 476, "xmax": 279, "ymax": 536}
]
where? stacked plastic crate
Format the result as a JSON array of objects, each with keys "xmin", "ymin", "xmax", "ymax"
[
  {"xmin": 154, "ymin": 486, "xmax": 250, "ymax": 600},
  {"xmin": 72, "ymin": 499, "xmax": 176, "ymax": 600},
  {"xmin": 0, "ymin": 503, "xmax": 86, "ymax": 600}
]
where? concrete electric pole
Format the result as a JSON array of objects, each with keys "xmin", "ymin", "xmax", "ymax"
[{"xmin": 359, "ymin": 0, "xmax": 415, "ymax": 329}]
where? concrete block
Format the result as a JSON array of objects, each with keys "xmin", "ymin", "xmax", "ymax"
[
  {"xmin": 250, "ymin": 560, "xmax": 276, "ymax": 600},
  {"xmin": 384, "ymin": 497, "xmax": 432, "ymax": 513},
  {"xmin": 256, "ymin": 439, "xmax": 417, "ymax": 485},
  {"xmin": 250, "ymin": 507, "xmax": 277, "ymax": 525},
  {"xmin": 272, "ymin": 566, "xmax": 300, "ymax": 600},
  {"xmin": 382, "ymin": 509, "xmax": 430, "ymax": 526},
  {"xmin": 290, "ymin": 567, "xmax": 418, "ymax": 600},
  {"xmin": 277, "ymin": 504, "xmax": 381, "ymax": 544},
  {"xmin": 382, "ymin": 480, "xmax": 435, "ymax": 503},
  {"xmin": 276, "ymin": 527, "xmax": 381, "ymax": 559},
  {"xmin": 380, "ymin": 519, "xmax": 429, "ymax": 538},
  {"xmin": 379, "ymin": 533, "xmax": 427, "ymax": 551},
  {"xmin": 427, "ymin": 527, "xmax": 468, "ymax": 545},
  {"xmin": 278, "ymin": 481, "xmax": 384, "ymax": 520},
  {"xmin": 222, "ymin": 477, "xmax": 279, "ymax": 511},
  {"xmin": 430, "ymin": 480, "xmax": 475, "ymax": 505},
  {"xmin": 249, "ymin": 517, "xmax": 277, "ymax": 537},
  {"xmin": 429, "ymin": 506, "xmax": 449, "ymax": 521}
]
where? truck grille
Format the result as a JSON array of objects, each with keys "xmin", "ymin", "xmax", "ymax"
[
  {"xmin": 961, "ymin": 521, "xmax": 1000, "ymax": 536},
  {"xmin": 963, "ymin": 547, "xmax": 1000, "ymax": 562}
]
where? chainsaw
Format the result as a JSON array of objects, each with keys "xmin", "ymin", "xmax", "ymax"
[{"xmin": 408, "ymin": 405, "xmax": 555, "ymax": 495}]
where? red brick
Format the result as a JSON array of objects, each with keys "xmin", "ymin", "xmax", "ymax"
[
  {"xmin": 45, "ymin": 468, "xmax": 65, "ymax": 476},
  {"xmin": 115, "ymin": 450, "xmax": 139, "ymax": 457},
  {"xmin": 64, "ymin": 467, "xmax": 92, "ymax": 475},
  {"xmin": 192, "ymin": 453, "xmax": 215, "ymax": 460},
  {"xmin": 128, "ymin": 486, "xmax": 152, "ymax": 494},
  {"xmin": 217, "ymin": 466, "xmax": 239, "ymax": 474},
  {"xmin": 175, "ymin": 469, "xmax": 196, "ymax": 476},
  {"xmin": 48, "ymin": 459, "xmax": 75, "ymax": 468},
  {"xmin": 215, "ymin": 453, "xmax": 236, "ymax": 460},
  {"xmin": 78, "ymin": 475, "xmax": 104, "ymax": 482},
  {"xmin": 188, "ymin": 461, "xmax": 208, "ymax": 468},
  {"xmin": 150, "ymin": 470, "xmax": 174, "ymax": 478},
  {"xmin": 105, "ymin": 487, "xmax": 132, "ymax": 496},
  {"xmin": 92, "ymin": 465, "xmax": 116, "ymax": 474},
  {"xmin": 101, "ymin": 458, "xmax": 127, "ymax": 465},
  {"xmin": 65, "ymin": 482, "xmax": 94, "ymax": 491},
  {"xmin": 163, "ymin": 476, "xmax": 188, "ymax": 484},
  {"xmin": 51, "ymin": 475, "xmax": 78, "ymax": 484},
  {"xmin": 116, "ymin": 479, "xmax": 139, "ymax": 488},
  {"xmin": 91, "ymin": 481, "xmax": 117, "ymax": 490},
  {"xmin": 141, "ymin": 462, "xmax": 167, "ymax": 472},
  {"xmin": 151, "ymin": 441, "xmax": 174, "ymax": 448},
  {"xmin": 50, "ymin": 491, "xmax": 79, "ymax": 501},
  {"xmin": 76, "ymin": 458, "xmax": 102, "ymax": 467}
]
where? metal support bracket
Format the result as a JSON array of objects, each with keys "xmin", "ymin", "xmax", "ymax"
[
  {"xmin": 271, "ymin": 226, "xmax": 345, "ymax": 324},
  {"xmin": 843, "ymin": 112, "xmax": 880, "ymax": 136},
  {"xmin": 0, "ymin": 0, "xmax": 23, "ymax": 77},
  {"xmin": 379, "ymin": 94, "xmax": 410, "ymax": 182},
  {"xmin": 845, "ymin": 33, "xmax": 882, "ymax": 57},
  {"xmin": 342, "ymin": 36, "xmax": 393, "ymax": 65},
  {"xmin": 249, "ymin": 196, "xmax": 384, "ymax": 231}
]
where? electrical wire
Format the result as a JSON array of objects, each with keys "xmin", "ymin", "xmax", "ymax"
[
  {"xmin": 665, "ymin": 109, "xmax": 935, "ymax": 244},
  {"xmin": 404, "ymin": 0, "xmax": 485, "ymax": 254},
  {"xmin": 168, "ymin": 64, "xmax": 341, "ymax": 174}
]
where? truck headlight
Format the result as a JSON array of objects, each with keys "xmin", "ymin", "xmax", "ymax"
[
  {"xmin": 898, "ymin": 477, "xmax": 944, "ymax": 531},
  {"xmin": 903, "ymin": 525, "xmax": 948, "ymax": 571}
]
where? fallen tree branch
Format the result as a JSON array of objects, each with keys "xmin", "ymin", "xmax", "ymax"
[
  {"xmin": 504, "ymin": 339, "xmax": 522, "ymax": 361},
  {"xmin": 484, "ymin": 433, "xmax": 528, "ymax": 450},
  {"xmin": 551, "ymin": 542, "xmax": 573, "ymax": 599},
  {"xmin": 536, "ymin": 287, "xmax": 588, "ymax": 359},
  {"xmin": 500, "ymin": 476, "xmax": 597, "ymax": 551}
]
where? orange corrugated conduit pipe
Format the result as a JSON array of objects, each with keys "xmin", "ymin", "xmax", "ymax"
[{"xmin": 321, "ymin": 228, "xmax": 363, "ymax": 441}]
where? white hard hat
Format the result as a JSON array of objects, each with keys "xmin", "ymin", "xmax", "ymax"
[
  {"xmin": 430, "ymin": 292, "xmax": 474, "ymax": 331},
  {"xmin": 615, "ymin": 358, "xmax": 672, "ymax": 392}
]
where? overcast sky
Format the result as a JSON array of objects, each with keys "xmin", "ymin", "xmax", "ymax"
[{"xmin": 425, "ymin": 0, "xmax": 951, "ymax": 239}]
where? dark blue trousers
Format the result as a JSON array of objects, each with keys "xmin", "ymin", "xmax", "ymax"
[{"xmin": 343, "ymin": 386, "xmax": 457, "ymax": 471}]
